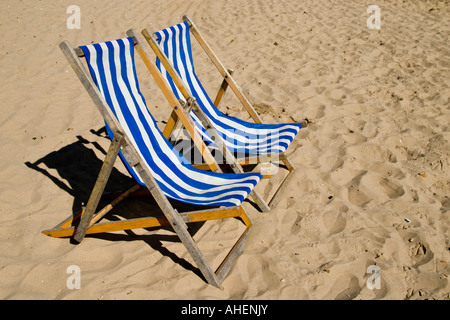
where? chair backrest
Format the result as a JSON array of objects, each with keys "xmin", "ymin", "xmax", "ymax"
[
  {"xmin": 154, "ymin": 22, "xmax": 302, "ymax": 154},
  {"xmin": 80, "ymin": 37, "xmax": 261, "ymax": 207}
]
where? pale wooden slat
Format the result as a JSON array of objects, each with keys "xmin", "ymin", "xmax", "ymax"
[
  {"xmin": 214, "ymin": 68, "xmax": 234, "ymax": 107},
  {"xmin": 42, "ymin": 206, "xmax": 244, "ymax": 238},
  {"xmin": 182, "ymin": 15, "xmax": 263, "ymax": 124}
]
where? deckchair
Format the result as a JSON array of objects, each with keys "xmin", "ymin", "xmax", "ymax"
[
  {"xmin": 139, "ymin": 16, "xmax": 308, "ymax": 212},
  {"xmin": 42, "ymin": 35, "xmax": 263, "ymax": 288}
]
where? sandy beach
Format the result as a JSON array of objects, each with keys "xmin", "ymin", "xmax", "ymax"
[{"xmin": 0, "ymin": 0, "xmax": 449, "ymax": 300}]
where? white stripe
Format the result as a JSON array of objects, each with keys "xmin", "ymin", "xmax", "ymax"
[{"xmin": 160, "ymin": 30, "xmax": 186, "ymax": 100}]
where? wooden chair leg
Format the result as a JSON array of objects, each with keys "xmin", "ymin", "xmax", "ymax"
[
  {"xmin": 73, "ymin": 132, "xmax": 124, "ymax": 242},
  {"xmin": 268, "ymin": 158, "xmax": 296, "ymax": 208},
  {"xmin": 214, "ymin": 206, "xmax": 252, "ymax": 284}
]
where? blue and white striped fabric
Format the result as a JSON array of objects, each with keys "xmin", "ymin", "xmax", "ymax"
[
  {"xmin": 80, "ymin": 37, "xmax": 262, "ymax": 207},
  {"xmin": 155, "ymin": 21, "xmax": 303, "ymax": 155}
]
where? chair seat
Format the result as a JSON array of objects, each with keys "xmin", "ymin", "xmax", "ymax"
[
  {"xmin": 81, "ymin": 37, "xmax": 262, "ymax": 207},
  {"xmin": 155, "ymin": 21, "xmax": 303, "ymax": 155}
]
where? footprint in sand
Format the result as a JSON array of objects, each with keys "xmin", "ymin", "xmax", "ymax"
[
  {"xmin": 321, "ymin": 202, "xmax": 348, "ymax": 235},
  {"xmin": 315, "ymin": 104, "xmax": 326, "ymax": 119},
  {"xmin": 347, "ymin": 144, "xmax": 398, "ymax": 164},
  {"xmin": 364, "ymin": 173, "xmax": 405, "ymax": 200},
  {"xmin": 325, "ymin": 274, "xmax": 362, "ymax": 300},
  {"xmin": 319, "ymin": 154, "xmax": 344, "ymax": 172},
  {"xmin": 401, "ymin": 232, "xmax": 434, "ymax": 267},
  {"xmin": 253, "ymin": 102, "xmax": 275, "ymax": 116},
  {"xmin": 346, "ymin": 171, "xmax": 371, "ymax": 206},
  {"xmin": 346, "ymin": 171, "xmax": 405, "ymax": 206}
]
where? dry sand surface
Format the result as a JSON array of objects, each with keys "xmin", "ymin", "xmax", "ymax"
[{"xmin": 1, "ymin": 0, "xmax": 449, "ymax": 300}]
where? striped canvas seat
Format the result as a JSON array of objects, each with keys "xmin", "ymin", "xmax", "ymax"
[
  {"xmin": 81, "ymin": 37, "xmax": 262, "ymax": 207},
  {"xmin": 155, "ymin": 21, "xmax": 303, "ymax": 155}
]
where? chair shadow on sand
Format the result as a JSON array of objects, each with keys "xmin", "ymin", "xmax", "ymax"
[{"xmin": 25, "ymin": 127, "xmax": 206, "ymax": 279}]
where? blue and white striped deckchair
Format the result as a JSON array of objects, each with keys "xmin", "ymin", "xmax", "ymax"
[
  {"xmin": 42, "ymin": 36, "xmax": 262, "ymax": 288},
  {"xmin": 140, "ymin": 16, "xmax": 307, "ymax": 209},
  {"xmin": 153, "ymin": 21, "xmax": 303, "ymax": 155}
]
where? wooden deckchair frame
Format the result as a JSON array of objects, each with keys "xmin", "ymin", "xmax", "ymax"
[
  {"xmin": 42, "ymin": 38, "xmax": 255, "ymax": 288},
  {"xmin": 139, "ymin": 15, "xmax": 307, "ymax": 210}
]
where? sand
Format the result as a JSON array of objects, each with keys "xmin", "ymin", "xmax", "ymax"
[{"xmin": 0, "ymin": 0, "xmax": 449, "ymax": 300}]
